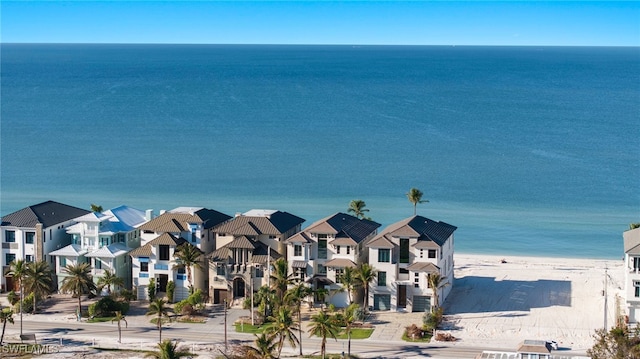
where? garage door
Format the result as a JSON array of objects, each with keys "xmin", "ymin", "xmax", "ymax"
[
  {"xmin": 412, "ymin": 296, "xmax": 431, "ymax": 312},
  {"xmin": 373, "ymin": 294, "xmax": 391, "ymax": 311}
]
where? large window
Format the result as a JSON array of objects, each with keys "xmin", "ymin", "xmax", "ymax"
[
  {"xmin": 400, "ymin": 238, "xmax": 410, "ymax": 263},
  {"xmin": 25, "ymin": 232, "xmax": 35, "ymax": 244},
  {"xmin": 378, "ymin": 249, "xmax": 390, "ymax": 263},
  {"xmin": 140, "ymin": 262, "xmax": 149, "ymax": 272},
  {"xmin": 336, "ymin": 268, "xmax": 344, "ymax": 283},
  {"xmin": 428, "ymin": 249, "xmax": 437, "ymax": 259},
  {"xmin": 317, "ymin": 264, "xmax": 327, "ymax": 275},
  {"xmin": 25, "ymin": 255, "xmax": 33, "ymax": 262},
  {"xmin": 95, "ymin": 258, "xmax": 102, "ymax": 269},
  {"xmin": 5, "ymin": 230, "xmax": 15, "ymax": 243},
  {"xmin": 217, "ymin": 264, "xmax": 225, "ymax": 276},
  {"xmin": 634, "ymin": 257, "xmax": 640, "ymax": 271},
  {"xmin": 294, "ymin": 245, "xmax": 302, "ymax": 257},
  {"xmin": 377, "ymin": 271, "xmax": 387, "ymax": 286},
  {"xmin": 318, "ymin": 235, "xmax": 328, "ymax": 259},
  {"xmin": 159, "ymin": 245, "xmax": 170, "ymax": 260},
  {"xmin": 5, "ymin": 253, "xmax": 16, "ymax": 264}
]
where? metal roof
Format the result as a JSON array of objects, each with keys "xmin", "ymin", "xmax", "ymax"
[{"xmin": 1, "ymin": 201, "xmax": 90, "ymax": 229}]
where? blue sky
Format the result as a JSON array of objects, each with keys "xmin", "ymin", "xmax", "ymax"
[{"xmin": 2, "ymin": 1, "xmax": 639, "ymax": 46}]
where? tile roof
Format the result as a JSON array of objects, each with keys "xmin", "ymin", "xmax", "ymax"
[
  {"xmin": 138, "ymin": 208, "xmax": 231, "ymax": 233},
  {"xmin": 129, "ymin": 233, "xmax": 187, "ymax": 257},
  {"xmin": 406, "ymin": 262, "xmax": 440, "ymax": 273},
  {"xmin": 303, "ymin": 212, "xmax": 381, "ymax": 244},
  {"xmin": 413, "ymin": 240, "xmax": 440, "ymax": 249},
  {"xmin": 366, "ymin": 235, "xmax": 395, "ymax": 249},
  {"xmin": 1, "ymin": 201, "xmax": 90, "ymax": 228},
  {"xmin": 372, "ymin": 215, "xmax": 457, "ymax": 247},
  {"xmin": 624, "ymin": 228, "xmax": 640, "ymax": 254},
  {"xmin": 213, "ymin": 210, "xmax": 304, "ymax": 236},
  {"xmin": 227, "ymin": 236, "xmax": 256, "ymax": 249},
  {"xmin": 285, "ymin": 232, "xmax": 313, "ymax": 244},
  {"xmin": 292, "ymin": 261, "xmax": 307, "ymax": 268},
  {"xmin": 329, "ymin": 235, "xmax": 357, "ymax": 246},
  {"xmin": 207, "ymin": 240, "xmax": 281, "ymax": 264},
  {"xmin": 324, "ymin": 258, "xmax": 357, "ymax": 268}
]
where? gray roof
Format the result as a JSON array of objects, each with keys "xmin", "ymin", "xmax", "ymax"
[
  {"xmin": 129, "ymin": 233, "xmax": 188, "ymax": 257},
  {"xmin": 372, "ymin": 215, "xmax": 457, "ymax": 247},
  {"xmin": 207, "ymin": 239, "xmax": 280, "ymax": 264},
  {"xmin": 139, "ymin": 208, "xmax": 231, "ymax": 233},
  {"xmin": 213, "ymin": 210, "xmax": 305, "ymax": 236},
  {"xmin": 624, "ymin": 228, "xmax": 640, "ymax": 255},
  {"xmin": 303, "ymin": 212, "xmax": 381, "ymax": 244},
  {"xmin": 1, "ymin": 201, "xmax": 90, "ymax": 228}
]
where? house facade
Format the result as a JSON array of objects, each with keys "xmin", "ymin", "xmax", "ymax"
[
  {"xmin": 208, "ymin": 209, "xmax": 305, "ymax": 304},
  {"xmin": 284, "ymin": 212, "xmax": 381, "ymax": 307},
  {"xmin": 130, "ymin": 207, "xmax": 232, "ymax": 301},
  {"xmin": 0, "ymin": 201, "xmax": 90, "ymax": 291},
  {"xmin": 49, "ymin": 205, "xmax": 147, "ymax": 291},
  {"xmin": 623, "ymin": 227, "xmax": 640, "ymax": 323},
  {"xmin": 366, "ymin": 215, "xmax": 456, "ymax": 312}
]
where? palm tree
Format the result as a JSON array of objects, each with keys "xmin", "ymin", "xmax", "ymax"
[
  {"xmin": 111, "ymin": 311, "xmax": 128, "ymax": 343},
  {"xmin": 343, "ymin": 303, "xmax": 360, "ymax": 358},
  {"xmin": 340, "ymin": 266, "xmax": 357, "ymax": 305},
  {"xmin": 308, "ymin": 310, "xmax": 339, "ymax": 359},
  {"xmin": 146, "ymin": 298, "xmax": 172, "ymax": 343},
  {"xmin": 172, "ymin": 243, "xmax": 203, "ymax": 292},
  {"xmin": 256, "ymin": 285, "xmax": 275, "ymax": 320},
  {"xmin": 6, "ymin": 259, "xmax": 27, "ymax": 333},
  {"xmin": 347, "ymin": 200, "xmax": 369, "ymax": 219},
  {"xmin": 427, "ymin": 272, "xmax": 450, "ymax": 312},
  {"xmin": 90, "ymin": 204, "xmax": 103, "ymax": 212},
  {"xmin": 284, "ymin": 283, "xmax": 311, "ymax": 356},
  {"xmin": 0, "ymin": 308, "xmax": 14, "ymax": 344},
  {"xmin": 270, "ymin": 258, "xmax": 294, "ymax": 306},
  {"xmin": 23, "ymin": 260, "xmax": 53, "ymax": 314},
  {"xmin": 60, "ymin": 262, "xmax": 97, "ymax": 321},
  {"xmin": 406, "ymin": 187, "xmax": 429, "ymax": 215},
  {"xmin": 354, "ymin": 263, "xmax": 377, "ymax": 315},
  {"xmin": 249, "ymin": 333, "xmax": 278, "ymax": 359},
  {"xmin": 145, "ymin": 339, "xmax": 191, "ymax": 359},
  {"xmin": 264, "ymin": 306, "xmax": 299, "ymax": 357},
  {"xmin": 97, "ymin": 268, "xmax": 124, "ymax": 295}
]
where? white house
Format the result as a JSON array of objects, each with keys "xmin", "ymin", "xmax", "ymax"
[
  {"xmin": 1, "ymin": 201, "xmax": 90, "ymax": 291},
  {"xmin": 366, "ymin": 215, "xmax": 456, "ymax": 312},
  {"xmin": 131, "ymin": 207, "xmax": 232, "ymax": 301},
  {"xmin": 284, "ymin": 212, "xmax": 380, "ymax": 307},
  {"xmin": 623, "ymin": 227, "xmax": 640, "ymax": 323},
  {"xmin": 49, "ymin": 205, "xmax": 147, "ymax": 291}
]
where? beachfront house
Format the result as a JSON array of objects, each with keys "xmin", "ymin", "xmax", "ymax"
[
  {"xmin": 207, "ymin": 209, "xmax": 305, "ymax": 305},
  {"xmin": 366, "ymin": 215, "xmax": 456, "ymax": 312},
  {"xmin": 130, "ymin": 207, "xmax": 231, "ymax": 301},
  {"xmin": 284, "ymin": 212, "xmax": 381, "ymax": 307},
  {"xmin": 623, "ymin": 227, "xmax": 640, "ymax": 323},
  {"xmin": 1, "ymin": 201, "xmax": 90, "ymax": 292},
  {"xmin": 50, "ymin": 205, "xmax": 147, "ymax": 292}
]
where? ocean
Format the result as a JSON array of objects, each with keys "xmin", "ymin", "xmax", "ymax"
[{"xmin": 1, "ymin": 44, "xmax": 638, "ymax": 259}]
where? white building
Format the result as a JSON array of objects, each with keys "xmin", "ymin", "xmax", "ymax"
[
  {"xmin": 1, "ymin": 201, "xmax": 90, "ymax": 291},
  {"xmin": 366, "ymin": 215, "xmax": 456, "ymax": 312},
  {"xmin": 131, "ymin": 207, "xmax": 231, "ymax": 301},
  {"xmin": 623, "ymin": 227, "xmax": 640, "ymax": 323},
  {"xmin": 49, "ymin": 205, "xmax": 147, "ymax": 291}
]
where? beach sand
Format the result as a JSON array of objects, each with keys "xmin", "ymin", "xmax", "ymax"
[{"xmin": 441, "ymin": 254, "xmax": 623, "ymax": 353}]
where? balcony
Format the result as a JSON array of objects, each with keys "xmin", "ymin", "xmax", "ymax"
[{"xmin": 154, "ymin": 264, "xmax": 169, "ymax": 270}]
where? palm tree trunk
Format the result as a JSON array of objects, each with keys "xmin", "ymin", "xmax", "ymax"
[
  {"xmin": 298, "ymin": 306, "xmax": 303, "ymax": 356},
  {"xmin": 348, "ymin": 327, "xmax": 352, "ymax": 358},
  {"xmin": 321, "ymin": 338, "xmax": 326, "ymax": 359},
  {"xmin": 77, "ymin": 294, "xmax": 82, "ymax": 320},
  {"xmin": 118, "ymin": 322, "xmax": 122, "ymax": 343},
  {"xmin": 158, "ymin": 315, "xmax": 162, "ymax": 342},
  {"xmin": 1, "ymin": 320, "xmax": 7, "ymax": 344}
]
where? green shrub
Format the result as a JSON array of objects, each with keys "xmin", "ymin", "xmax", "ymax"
[
  {"xmin": 423, "ymin": 308, "xmax": 443, "ymax": 333},
  {"xmin": 14, "ymin": 292, "xmax": 34, "ymax": 313},
  {"xmin": 7, "ymin": 291, "xmax": 18, "ymax": 306},
  {"xmin": 119, "ymin": 288, "xmax": 136, "ymax": 302},
  {"xmin": 88, "ymin": 296, "xmax": 130, "ymax": 317},
  {"xmin": 147, "ymin": 278, "xmax": 155, "ymax": 300},
  {"xmin": 166, "ymin": 280, "xmax": 175, "ymax": 303},
  {"xmin": 174, "ymin": 289, "xmax": 205, "ymax": 316}
]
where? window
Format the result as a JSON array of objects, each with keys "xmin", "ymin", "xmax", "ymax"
[
  {"xmin": 294, "ymin": 245, "xmax": 302, "ymax": 257},
  {"xmin": 159, "ymin": 245, "xmax": 170, "ymax": 260},
  {"xmin": 634, "ymin": 257, "xmax": 640, "ymax": 271},
  {"xmin": 5, "ymin": 253, "xmax": 16, "ymax": 264},
  {"xmin": 217, "ymin": 264, "xmax": 225, "ymax": 276},
  {"xmin": 95, "ymin": 258, "xmax": 102, "ymax": 269},
  {"xmin": 317, "ymin": 264, "xmax": 327, "ymax": 275},
  {"xmin": 59, "ymin": 257, "xmax": 66, "ymax": 267},
  {"xmin": 318, "ymin": 235, "xmax": 328, "ymax": 259},
  {"xmin": 346, "ymin": 246, "xmax": 351, "ymax": 255},
  {"xmin": 427, "ymin": 274, "xmax": 432, "ymax": 288},
  {"xmin": 177, "ymin": 267, "xmax": 186, "ymax": 274},
  {"xmin": 25, "ymin": 232, "xmax": 35, "ymax": 244},
  {"xmin": 428, "ymin": 249, "xmax": 437, "ymax": 259},
  {"xmin": 378, "ymin": 249, "xmax": 390, "ymax": 263},
  {"xmin": 255, "ymin": 266, "xmax": 264, "ymax": 278},
  {"xmin": 377, "ymin": 271, "xmax": 386, "ymax": 286},
  {"xmin": 336, "ymin": 246, "xmax": 341, "ymax": 254},
  {"xmin": 25, "ymin": 255, "xmax": 33, "ymax": 262},
  {"xmin": 140, "ymin": 262, "xmax": 149, "ymax": 272},
  {"xmin": 414, "ymin": 273, "xmax": 420, "ymax": 288},
  {"xmin": 336, "ymin": 268, "xmax": 344, "ymax": 283},
  {"xmin": 100, "ymin": 237, "xmax": 109, "ymax": 247},
  {"xmin": 400, "ymin": 238, "xmax": 409, "ymax": 263},
  {"xmin": 5, "ymin": 230, "xmax": 15, "ymax": 243}
]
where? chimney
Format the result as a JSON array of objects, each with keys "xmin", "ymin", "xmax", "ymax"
[
  {"xmin": 145, "ymin": 209, "xmax": 154, "ymax": 221},
  {"xmin": 235, "ymin": 212, "xmax": 242, "ymax": 217}
]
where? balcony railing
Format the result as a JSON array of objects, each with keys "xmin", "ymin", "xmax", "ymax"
[{"xmin": 154, "ymin": 264, "xmax": 169, "ymax": 270}]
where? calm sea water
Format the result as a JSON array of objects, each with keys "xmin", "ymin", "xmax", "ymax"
[{"xmin": 1, "ymin": 44, "xmax": 638, "ymax": 259}]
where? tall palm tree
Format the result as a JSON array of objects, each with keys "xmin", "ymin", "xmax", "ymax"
[
  {"xmin": 270, "ymin": 258, "xmax": 294, "ymax": 306},
  {"xmin": 264, "ymin": 306, "xmax": 299, "ymax": 357},
  {"xmin": 111, "ymin": 311, "xmax": 128, "ymax": 343},
  {"xmin": 427, "ymin": 272, "xmax": 450, "ymax": 312},
  {"xmin": 340, "ymin": 266, "xmax": 357, "ymax": 305},
  {"xmin": 0, "ymin": 308, "xmax": 14, "ymax": 344},
  {"xmin": 23, "ymin": 260, "xmax": 53, "ymax": 314},
  {"xmin": 60, "ymin": 263, "xmax": 96, "ymax": 321},
  {"xmin": 172, "ymin": 243, "xmax": 203, "ymax": 292},
  {"xmin": 90, "ymin": 204, "xmax": 103, "ymax": 212},
  {"xmin": 247, "ymin": 333, "xmax": 278, "ymax": 359},
  {"xmin": 256, "ymin": 285, "xmax": 275, "ymax": 320},
  {"xmin": 354, "ymin": 263, "xmax": 377, "ymax": 315},
  {"xmin": 145, "ymin": 339, "xmax": 191, "ymax": 359},
  {"xmin": 347, "ymin": 200, "xmax": 369, "ymax": 219},
  {"xmin": 343, "ymin": 303, "xmax": 360, "ymax": 358},
  {"xmin": 284, "ymin": 283, "xmax": 311, "ymax": 356},
  {"xmin": 97, "ymin": 268, "xmax": 124, "ymax": 295},
  {"xmin": 308, "ymin": 310, "xmax": 339, "ymax": 359},
  {"xmin": 406, "ymin": 187, "xmax": 429, "ymax": 215},
  {"xmin": 6, "ymin": 259, "xmax": 27, "ymax": 334},
  {"xmin": 146, "ymin": 298, "xmax": 172, "ymax": 343}
]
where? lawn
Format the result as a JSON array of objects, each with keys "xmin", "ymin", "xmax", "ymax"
[
  {"xmin": 335, "ymin": 328, "xmax": 374, "ymax": 339},
  {"xmin": 234, "ymin": 323, "xmax": 266, "ymax": 334},
  {"xmin": 88, "ymin": 316, "xmax": 115, "ymax": 323}
]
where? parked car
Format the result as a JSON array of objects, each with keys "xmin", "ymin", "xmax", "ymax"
[{"xmin": 547, "ymin": 340, "xmax": 558, "ymax": 350}]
